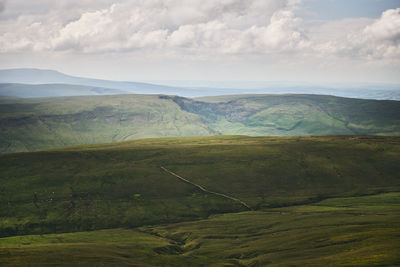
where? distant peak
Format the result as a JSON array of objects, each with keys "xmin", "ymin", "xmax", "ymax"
[{"xmin": 0, "ymin": 68, "xmax": 64, "ymax": 74}]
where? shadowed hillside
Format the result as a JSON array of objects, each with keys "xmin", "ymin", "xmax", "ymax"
[{"xmin": 173, "ymin": 94, "xmax": 400, "ymax": 136}]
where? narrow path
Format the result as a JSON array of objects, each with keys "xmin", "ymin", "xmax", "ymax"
[{"xmin": 160, "ymin": 166, "xmax": 252, "ymax": 210}]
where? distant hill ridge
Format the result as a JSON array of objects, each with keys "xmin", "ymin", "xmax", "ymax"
[
  {"xmin": 0, "ymin": 68, "xmax": 181, "ymax": 96},
  {"xmin": 0, "ymin": 83, "xmax": 127, "ymax": 98},
  {"xmin": 0, "ymin": 68, "xmax": 399, "ymax": 99},
  {"xmin": 1, "ymin": 93, "xmax": 399, "ymax": 153}
]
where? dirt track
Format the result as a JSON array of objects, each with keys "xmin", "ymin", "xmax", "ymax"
[{"xmin": 160, "ymin": 166, "xmax": 251, "ymax": 210}]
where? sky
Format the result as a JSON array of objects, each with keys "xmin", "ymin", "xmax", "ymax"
[{"xmin": 0, "ymin": 0, "xmax": 399, "ymax": 84}]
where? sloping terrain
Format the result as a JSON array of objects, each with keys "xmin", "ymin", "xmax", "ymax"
[
  {"xmin": 174, "ymin": 94, "xmax": 400, "ymax": 136},
  {"xmin": 1, "ymin": 193, "xmax": 399, "ymax": 266},
  {"xmin": 0, "ymin": 95, "xmax": 215, "ymax": 153},
  {"xmin": 2, "ymin": 94, "xmax": 400, "ymax": 153},
  {"xmin": 1, "ymin": 135, "xmax": 399, "ymax": 237},
  {"xmin": 0, "ymin": 136, "xmax": 399, "ymax": 266}
]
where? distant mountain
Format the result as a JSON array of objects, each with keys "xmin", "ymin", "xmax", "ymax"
[
  {"xmin": 0, "ymin": 83, "xmax": 128, "ymax": 98},
  {"xmin": 0, "ymin": 68, "xmax": 189, "ymax": 96},
  {"xmin": 1, "ymin": 94, "xmax": 399, "ymax": 153},
  {"xmin": 0, "ymin": 68, "xmax": 75, "ymax": 84},
  {"xmin": 1, "ymin": 68, "xmax": 399, "ymax": 99}
]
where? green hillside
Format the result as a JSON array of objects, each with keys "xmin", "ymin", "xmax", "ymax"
[
  {"xmin": 0, "ymin": 135, "xmax": 399, "ymax": 266},
  {"xmin": 182, "ymin": 94, "xmax": 400, "ymax": 136},
  {"xmin": 1, "ymin": 135, "xmax": 399, "ymax": 236},
  {"xmin": 0, "ymin": 95, "xmax": 215, "ymax": 153},
  {"xmin": 1, "ymin": 192, "xmax": 399, "ymax": 266},
  {"xmin": 1, "ymin": 94, "xmax": 400, "ymax": 153}
]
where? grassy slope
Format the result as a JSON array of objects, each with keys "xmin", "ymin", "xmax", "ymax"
[
  {"xmin": 183, "ymin": 94, "xmax": 400, "ymax": 136},
  {"xmin": 1, "ymin": 135, "xmax": 399, "ymax": 237},
  {"xmin": 1, "ymin": 94, "xmax": 400, "ymax": 153},
  {"xmin": 1, "ymin": 192, "xmax": 399, "ymax": 266},
  {"xmin": 0, "ymin": 95, "xmax": 214, "ymax": 153}
]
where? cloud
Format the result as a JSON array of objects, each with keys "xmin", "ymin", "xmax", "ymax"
[
  {"xmin": 361, "ymin": 8, "xmax": 400, "ymax": 59},
  {"xmin": 165, "ymin": 2, "xmax": 310, "ymax": 55},
  {"xmin": 0, "ymin": 0, "xmax": 399, "ymax": 68},
  {"xmin": 0, "ymin": 0, "xmax": 308, "ymax": 54},
  {"xmin": 0, "ymin": 0, "xmax": 6, "ymax": 13},
  {"xmin": 364, "ymin": 8, "xmax": 400, "ymax": 43},
  {"xmin": 248, "ymin": 9, "xmax": 310, "ymax": 52},
  {"xmin": 316, "ymin": 8, "xmax": 400, "ymax": 62}
]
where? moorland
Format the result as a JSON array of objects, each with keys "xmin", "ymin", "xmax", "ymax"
[{"xmin": 1, "ymin": 135, "xmax": 399, "ymax": 266}]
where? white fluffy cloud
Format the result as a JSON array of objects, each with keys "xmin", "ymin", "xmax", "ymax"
[
  {"xmin": 0, "ymin": 0, "xmax": 308, "ymax": 54},
  {"xmin": 315, "ymin": 8, "xmax": 400, "ymax": 62},
  {"xmin": 0, "ymin": 0, "xmax": 399, "ymax": 67},
  {"xmin": 360, "ymin": 8, "xmax": 400, "ymax": 59}
]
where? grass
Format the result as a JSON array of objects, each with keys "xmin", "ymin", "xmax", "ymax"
[
  {"xmin": 179, "ymin": 94, "xmax": 400, "ymax": 136},
  {"xmin": 0, "ymin": 135, "xmax": 399, "ymax": 265},
  {"xmin": 142, "ymin": 192, "xmax": 400, "ymax": 266},
  {"xmin": 0, "ymin": 94, "xmax": 215, "ymax": 153},
  {"xmin": 0, "ymin": 192, "xmax": 398, "ymax": 266},
  {"xmin": 1, "ymin": 94, "xmax": 400, "ymax": 153},
  {"xmin": 1, "ymin": 135, "xmax": 399, "ymax": 237}
]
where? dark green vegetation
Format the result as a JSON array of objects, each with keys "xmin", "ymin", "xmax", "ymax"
[
  {"xmin": 1, "ymin": 135, "xmax": 399, "ymax": 234},
  {"xmin": 1, "ymin": 135, "xmax": 400, "ymax": 265},
  {"xmin": 1, "ymin": 192, "xmax": 399, "ymax": 266},
  {"xmin": 1, "ymin": 94, "xmax": 400, "ymax": 153}
]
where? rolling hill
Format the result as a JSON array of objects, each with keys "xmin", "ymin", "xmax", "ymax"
[
  {"xmin": 0, "ymin": 135, "xmax": 399, "ymax": 266},
  {"xmin": 0, "ymin": 94, "xmax": 215, "ymax": 153},
  {"xmin": 1, "ymin": 94, "xmax": 400, "ymax": 153},
  {"xmin": 1, "ymin": 135, "xmax": 399, "ymax": 235},
  {"xmin": 173, "ymin": 94, "xmax": 400, "ymax": 136}
]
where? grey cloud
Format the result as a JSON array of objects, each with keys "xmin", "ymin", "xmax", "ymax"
[
  {"xmin": 0, "ymin": 0, "xmax": 6, "ymax": 13},
  {"xmin": 1, "ymin": 0, "xmax": 399, "ymax": 67},
  {"xmin": 1, "ymin": 0, "xmax": 306, "ymax": 54},
  {"xmin": 0, "ymin": 0, "xmax": 113, "ymax": 20}
]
